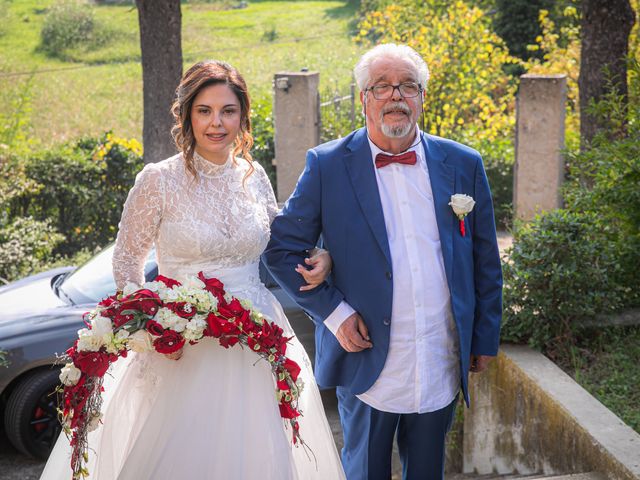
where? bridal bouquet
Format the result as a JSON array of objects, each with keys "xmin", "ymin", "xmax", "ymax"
[{"xmin": 57, "ymin": 273, "xmax": 305, "ymax": 479}]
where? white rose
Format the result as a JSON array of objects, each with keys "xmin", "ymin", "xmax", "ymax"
[
  {"xmin": 183, "ymin": 314, "xmax": 207, "ymax": 341},
  {"xmin": 91, "ymin": 315, "xmax": 113, "ymax": 338},
  {"xmin": 87, "ymin": 412, "xmax": 103, "ymax": 432},
  {"xmin": 183, "ymin": 326, "xmax": 203, "ymax": 342},
  {"xmin": 192, "ymin": 291, "xmax": 217, "ymax": 311},
  {"xmin": 163, "ymin": 288, "xmax": 179, "ymax": 301},
  {"xmin": 449, "ymin": 194, "xmax": 475, "ymax": 219},
  {"xmin": 142, "ymin": 281, "xmax": 164, "ymax": 293},
  {"xmin": 115, "ymin": 329, "xmax": 130, "ymax": 341},
  {"xmin": 128, "ymin": 330, "xmax": 154, "ymax": 353},
  {"xmin": 77, "ymin": 328, "xmax": 102, "ymax": 352},
  {"xmin": 59, "ymin": 363, "xmax": 82, "ymax": 386},
  {"xmin": 182, "ymin": 276, "xmax": 206, "ymax": 292},
  {"xmin": 122, "ymin": 281, "xmax": 140, "ymax": 296},
  {"xmin": 155, "ymin": 307, "xmax": 188, "ymax": 332}
]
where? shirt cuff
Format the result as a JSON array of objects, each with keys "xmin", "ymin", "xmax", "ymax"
[{"xmin": 323, "ymin": 301, "xmax": 356, "ymax": 336}]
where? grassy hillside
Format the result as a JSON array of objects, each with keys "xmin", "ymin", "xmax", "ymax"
[{"xmin": 0, "ymin": 0, "xmax": 363, "ymax": 146}]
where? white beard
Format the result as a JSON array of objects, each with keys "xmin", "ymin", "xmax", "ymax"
[{"xmin": 381, "ymin": 119, "xmax": 414, "ymax": 138}]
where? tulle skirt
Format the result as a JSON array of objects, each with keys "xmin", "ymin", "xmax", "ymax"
[{"xmin": 40, "ymin": 266, "xmax": 345, "ymax": 480}]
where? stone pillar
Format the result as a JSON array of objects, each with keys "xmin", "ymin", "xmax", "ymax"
[
  {"xmin": 273, "ymin": 71, "xmax": 320, "ymax": 202},
  {"xmin": 514, "ymin": 74, "xmax": 567, "ymax": 221}
]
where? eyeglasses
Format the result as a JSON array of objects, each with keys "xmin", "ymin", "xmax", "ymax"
[{"xmin": 366, "ymin": 82, "xmax": 422, "ymax": 100}]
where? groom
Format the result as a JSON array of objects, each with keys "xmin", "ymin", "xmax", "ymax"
[{"xmin": 263, "ymin": 43, "xmax": 502, "ymax": 480}]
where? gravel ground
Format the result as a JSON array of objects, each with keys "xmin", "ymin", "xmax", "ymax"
[{"xmin": 0, "ymin": 425, "xmax": 45, "ymax": 480}]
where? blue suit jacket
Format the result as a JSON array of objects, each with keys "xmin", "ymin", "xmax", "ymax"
[{"xmin": 263, "ymin": 128, "xmax": 502, "ymax": 404}]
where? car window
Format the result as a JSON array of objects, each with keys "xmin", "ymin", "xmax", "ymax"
[{"xmin": 60, "ymin": 245, "xmax": 157, "ymax": 304}]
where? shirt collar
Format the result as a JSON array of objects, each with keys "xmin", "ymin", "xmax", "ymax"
[{"xmin": 367, "ymin": 126, "xmax": 423, "ymax": 165}]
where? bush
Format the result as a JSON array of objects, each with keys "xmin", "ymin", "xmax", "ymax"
[
  {"xmin": 250, "ymin": 98, "xmax": 276, "ymax": 188},
  {"xmin": 503, "ymin": 68, "xmax": 640, "ymax": 351},
  {"xmin": 39, "ymin": 1, "xmax": 112, "ymax": 58},
  {"xmin": 0, "ymin": 216, "xmax": 65, "ymax": 283},
  {"xmin": 469, "ymin": 137, "xmax": 514, "ymax": 228},
  {"xmin": 4, "ymin": 133, "xmax": 143, "ymax": 257},
  {"xmin": 319, "ymin": 86, "xmax": 364, "ymax": 144},
  {"xmin": 0, "ymin": 76, "xmax": 36, "ymax": 155},
  {"xmin": 501, "ymin": 210, "xmax": 633, "ymax": 350}
]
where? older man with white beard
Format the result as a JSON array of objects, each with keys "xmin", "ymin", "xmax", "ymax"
[{"xmin": 264, "ymin": 43, "xmax": 503, "ymax": 480}]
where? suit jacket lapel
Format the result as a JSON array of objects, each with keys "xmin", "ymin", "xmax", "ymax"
[
  {"xmin": 343, "ymin": 129, "xmax": 392, "ymax": 267},
  {"xmin": 422, "ymin": 134, "xmax": 456, "ymax": 286}
]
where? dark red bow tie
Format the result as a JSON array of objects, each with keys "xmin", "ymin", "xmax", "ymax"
[{"xmin": 375, "ymin": 150, "xmax": 417, "ymax": 169}]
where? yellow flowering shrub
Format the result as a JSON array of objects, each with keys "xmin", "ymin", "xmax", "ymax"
[
  {"xmin": 357, "ymin": 1, "xmax": 521, "ymax": 144},
  {"xmin": 524, "ymin": 7, "xmax": 580, "ymax": 147}
]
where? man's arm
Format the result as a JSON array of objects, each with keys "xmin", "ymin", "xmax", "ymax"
[
  {"xmin": 471, "ymin": 155, "xmax": 503, "ymax": 357},
  {"xmin": 263, "ymin": 149, "xmax": 345, "ymax": 325}
]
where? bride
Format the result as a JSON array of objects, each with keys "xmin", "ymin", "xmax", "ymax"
[{"xmin": 40, "ymin": 60, "xmax": 346, "ymax": 479}]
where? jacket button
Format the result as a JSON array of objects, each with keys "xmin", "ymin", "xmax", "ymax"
[
  {"xmin": 385, "ymin": 271, "xmax": 392, "ymax": 280},
  {"xmin": 383, "ymin": 318, "xmax": 391, "ymax": 326}
]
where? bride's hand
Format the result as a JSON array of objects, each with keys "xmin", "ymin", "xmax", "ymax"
[
  {"xmin": 296, "ymin": 248, "xmax": 332, "ymax": 291},
  {"xmin": 165, "ymin": 348, "xmax": 184, "ymax": 361}
]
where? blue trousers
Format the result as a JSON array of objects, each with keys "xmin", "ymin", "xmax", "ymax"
[{"xmin": 336, "ymin": 387, "xmax": 458, "ymax": 480}]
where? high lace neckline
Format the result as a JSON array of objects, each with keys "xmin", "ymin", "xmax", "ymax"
[{"xmin": 192, "ymin": 150, "xmax": 232, "ymax": 177}]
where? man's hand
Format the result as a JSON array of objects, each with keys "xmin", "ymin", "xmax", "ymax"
[
  {"xmin": 296, "ymin": 248, "xmax": 332, "ymax": 291},
  {"xmin": 469, "ymin": 354, "xmax": 493, "ymax": 373},
  {"xmin": 336, "ymin": 313, "xmax": 373, "ymax": 352}
]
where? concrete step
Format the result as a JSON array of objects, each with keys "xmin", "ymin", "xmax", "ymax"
[{"xmin": 447, "ymin": 472, "xmax": 606, "ymax": 480}]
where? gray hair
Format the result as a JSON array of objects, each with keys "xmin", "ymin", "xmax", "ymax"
[{"xmin": 354, "ymin": 43, "xmax": 430, "ymax": 91}]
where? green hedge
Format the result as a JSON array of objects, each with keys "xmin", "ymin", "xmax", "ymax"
[
  {"xmin": 0, "ymin": 133, "xmax": 143, "ymax": 281},
  {"xmin": 502, "ymin": 78, "xmax": 640, "ymax": 351}
]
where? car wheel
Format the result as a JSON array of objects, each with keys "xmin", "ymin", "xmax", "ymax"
[{"xmin": 4, "ymin": 368, "xmax": 62, "ymax": 459}]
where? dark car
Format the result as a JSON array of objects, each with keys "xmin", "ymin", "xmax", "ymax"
[{"xmin": 0, "ymin": 245, "xmax": 313, "ymax": 459}]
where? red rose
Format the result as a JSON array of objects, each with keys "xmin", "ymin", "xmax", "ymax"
[
  {"xmin": 283, "ymin": 358, "xmax": 301, "ymax": 382},
  {"xmin": 259, "ymin": 321, "xmax": 287, "ymax": 352},
  {"xmin": 246, "ymin": 335, "xmax": 262, "ymax": 353},
  {"xmin": 122, "ymin": 289, "xmax": 161, "ymax": 315},
  {"xmin": 238, "ymin": 310, "xmax": 257, "ymax": 334},
  {"xmin": 279, "ymin": 401, "xmax": 300, "ymax": 419},
  {"xmin": 218, "ymin": 335, "xmax": 240, "ymax": 349},
  {"xmin": 204, "ymin": 313, "xmax": 224, "ymax": 338},
  {"xmin": 66, "ymin": 341, "xmax": 78, "ymax": 358},
  {"xmin": 73, "ymin": 351, "xmax": 111, "ymax": 377},
  {"xmin": 218, "ymin": 298, "xmax": 245, "ymax": 319},
  {"xmin": 277, "ymin": 378, "xmax": 290, "ymax": 391},
  {"xmin": 154, "ymin": 274, "xmax": 181, "ymax": 288},
  {"xmin": 166, "ymin": 301, "xmax": 196, "ymax": 319},
  {"xmin": 198, "ymin": 272, "xmax": 225, "ymax": 298},
  {"xmin": 98, "ymin": 295, "xmax": 118, "ymax": 308},
  {"xmin": 112, "ymin": 311, "xmax": 134, "ymax": 328},
  {"xmin": 145, "ymin": 319, "xmax": 165, "ymax": 336},
  {"xmin": 153, "ymin": 330, "xmax": 185, "ymax": 354}
]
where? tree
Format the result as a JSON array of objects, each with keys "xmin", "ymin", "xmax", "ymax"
[
  {"xmin": 135, "ymin": 0, "xmax": 182, "ymax": 164},
  {"xmin": 492, "ymin": 0, "xmax": 556, "ymax": 61},
  {"xmin": 578, "ymin": 0, "xmax": 635, "ymax": 146},
  {"xmin": 357, "ymin": 1, "xmax": 520, "ymax": 144}
]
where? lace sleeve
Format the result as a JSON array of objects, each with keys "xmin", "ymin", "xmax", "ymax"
[
  {"xmin": 112, "ymin": 163, "xmax": 164, "ymax": 290},
  {"xmin": 253, "ymin": 162, "xmax": 279, "ymax": 223}
]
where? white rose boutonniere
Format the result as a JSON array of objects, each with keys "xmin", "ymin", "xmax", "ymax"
[{"xmin": 449, "ymin": 194, "xmax": 475, "ymax": 236}]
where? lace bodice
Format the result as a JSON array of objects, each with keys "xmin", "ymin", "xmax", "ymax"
[{"xmin": 113, "ymin": 152, "xmax": 278, "ymax": 289}]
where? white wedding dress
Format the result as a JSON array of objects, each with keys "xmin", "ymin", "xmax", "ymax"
[{"xmin": 40, "ymin": 153, "xmax": 345, "ymax": 480}]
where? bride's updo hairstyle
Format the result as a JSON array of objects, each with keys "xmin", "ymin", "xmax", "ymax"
[{"xmin": 171, "ymin": 60, "xmax": 254, "ymax": 180}]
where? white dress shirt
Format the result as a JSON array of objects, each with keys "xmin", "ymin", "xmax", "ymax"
[{"xmin": 324, "ymin": 127, "xmax": 460, "ymax": 414}]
